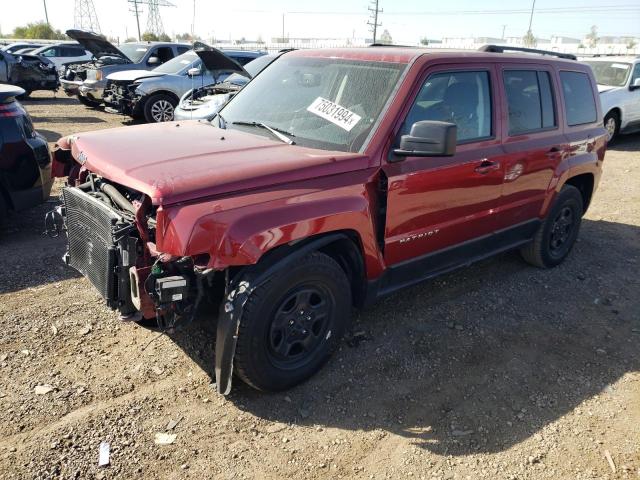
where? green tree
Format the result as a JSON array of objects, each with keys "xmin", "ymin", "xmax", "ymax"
[
  {"xmin": 522, "ymin": 29, "xmax": 536, "ymax": 47},
  {"xmin": 626, "ymin": 38, "xmax": 637, "ymax": 51},
  {"xmin": 13, "ymin": 21, "xmax": 66, "ymax": 40},
  {"xmin": 379, "ymin": 29, "xmax": 393, "ymax": 45},
  {"xmin": 419, "ymin": 37, "xmax": 429, "ymax": 46},
  {"xmin": 158, "ymin": 33, "xmax": 171, "ymax": 42},
  {"xmin": 586, "ymin": 25, "xmax": 598, "ymax": 48},
  {"xmin": 141, "ymin": 32, "xmax": 159, "ymax": 41}
]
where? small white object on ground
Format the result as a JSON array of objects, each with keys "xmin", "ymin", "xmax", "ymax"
[
  {"xmin": 98, "ymin": 441, "xmax": 110, "ymax": 467},
  {"xmin": 154, "ymin": 433, "xmax": 176, "ymax": 445}
]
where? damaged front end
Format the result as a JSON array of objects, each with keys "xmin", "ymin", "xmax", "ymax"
[
  {"xmin": 0, "ymin": 52, "xmax": 58, "ymax": 93},
  {"xmin": 102, "ymin": 79, "xmax": 142, "ymax": 116},
  {"xmin": 47, "ymin": 144, "xmax": 208, "ymax": 332}
]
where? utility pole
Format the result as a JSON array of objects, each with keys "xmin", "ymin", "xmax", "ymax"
[
  {"xmin": 43, "ymin": 0, "xmax": 50, "ymax": 26},
  {"xmin": 130, "ymin": 0, "xmax": 142, "ymax": 40},
  {"xmin": 191, "ymin": 0, "xmax": 195, "ymax": 39},
  {"xmin": 367, "ymin": 0, "xmax": 382, "ymax": 43},
  {"xmin": 501, "ymin": 24, "xmax": 507, "ymax": 40},
  {"xmin": 282, "ymin": 13, "xmax": 285, "ymax": 42},
  {"xmin": 527, "ymin": 0, "xmax": 536, "ymax": 33}
]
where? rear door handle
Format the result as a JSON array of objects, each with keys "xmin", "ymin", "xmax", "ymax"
[{"xmin": 474, "ymin": 159, "xmax": 500, "ymax": 174}]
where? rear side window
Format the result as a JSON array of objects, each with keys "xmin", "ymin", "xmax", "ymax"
[
  {"xmin": 560, "ymin": 71, "xmax": 597, "ymax": 126},
  {"xmin": 176, "ymin": 46, "xmax": 190, "ymax": 55},
  {"xmin": 504, "ymin": 70, "xmax": 556, "ymax": 135},
  {"xmin": 402, "ymin": 70, "xmax": 492, "ymax": 143}
]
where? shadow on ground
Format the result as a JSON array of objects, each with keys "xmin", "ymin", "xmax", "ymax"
[
  {"xmin": 169, "ymin": 218, "xmax": 640, "ymax": 455},
  {"xmin": 30, "ymin": 115, "xmax": 106, "ymax": 124},
  {"xmin": 607, "ymin": 133, "xmax": 640, "ymax": 152},
  {"xmin": 0, "ymin": 201, "xmax": 81, "ymax": 294}
]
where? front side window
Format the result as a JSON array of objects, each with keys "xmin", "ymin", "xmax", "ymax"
[
  {"xmin": 220, "ymin": 56, "xmax": 407, "ymax": 152},
  {"xmin": 504, "ymin": 70, "xmax": 556, "ymax": 135},
  {"xmin": 401, "ymin": 70, "xmax": 492, "ymax": 143},
  {"xmin": 560, "ymin": 71, "xmax": 597, "ymax": 126},
  {"xmin": 40, "ymin": 48, "xmax": 57, "ymax": 57}
]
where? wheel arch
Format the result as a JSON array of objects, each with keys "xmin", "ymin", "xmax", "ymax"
[
  {"xmin": 142, "ymin": 89, "xmax": 180, "ymax": 104},
  {"xmin": 563, "ymin": 172, "xmax": 595, "ymax": 214}
]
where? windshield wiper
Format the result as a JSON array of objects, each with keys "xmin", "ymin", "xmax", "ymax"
[{"xmin": 232, "ymin": 121, "xmax": 295, "ymax": 145}]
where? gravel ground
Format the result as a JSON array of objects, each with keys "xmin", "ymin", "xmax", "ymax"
[{"xmin": 0, "ymin": 91, "xmax": 638, "ymax": 479}]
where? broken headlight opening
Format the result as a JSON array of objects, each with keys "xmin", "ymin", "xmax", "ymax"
[{"xmin": 52, "ymin": 173, "xmax": 205, "ymax": 332}]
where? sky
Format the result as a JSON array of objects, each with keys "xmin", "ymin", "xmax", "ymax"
[{"xmin": 1, "ymin": 0, "xmax": 639, "ymax": 44}]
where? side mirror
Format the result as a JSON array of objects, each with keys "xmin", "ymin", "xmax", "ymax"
[
  {"xmin": 187, "ymin": 67, "xmax": 201, "ymax": 77},
  {"xmin": 630, "ymin": 78, "xmax": 640, "ymax": 91},
  {"xmin": 147, "ymin": 56, "xmax": 159, "ymax": 65},
  {"xmin": 392, "ymin": 120, "xmax": 457, "ymax": 160}
]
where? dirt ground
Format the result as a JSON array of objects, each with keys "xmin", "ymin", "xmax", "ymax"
[{"xmin": 0, "ymin": 91, "xmax": 638, "ymax": 480}]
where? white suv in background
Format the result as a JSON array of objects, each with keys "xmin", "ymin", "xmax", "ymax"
[
  {"xmin": 582, "ymin": 56, "xmax": 640, "ymax": 142},
  {"xmin": 29, "ymin": 43, "xmax": 93, "ymax": 68}
]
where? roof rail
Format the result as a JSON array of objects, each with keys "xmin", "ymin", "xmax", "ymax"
[
  {"xmin": 369, "ymin": 43, "xmax": 416, "ymax": 48},
  {"xmin": 479, "ymin": 44, "xmax": 577, "ymax": 61}
]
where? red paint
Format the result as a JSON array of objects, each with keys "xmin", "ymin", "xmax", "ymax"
[{"xmin": 52, "ymin": 48, "xmax": 606, "ymax": 281}]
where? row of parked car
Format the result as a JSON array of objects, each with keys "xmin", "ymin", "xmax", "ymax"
[{"xmin": 3, "ymin": 32, "xmax": 640, "ymax": 141}]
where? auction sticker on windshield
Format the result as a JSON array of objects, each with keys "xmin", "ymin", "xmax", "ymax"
[{"xmin": 307, "ymin": 97, "xmax": 362, "ymax": 132}]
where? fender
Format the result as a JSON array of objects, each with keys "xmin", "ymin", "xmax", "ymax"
[
  {"xmin": 214, "ymin": 232, "xmax": 351, "ymax": 395},
  {"xmin": 540, "ymin": 133, "xmax": 605, "ymax": 217},
  {"xmin": 156, "ymin": 171, "xmax": 386, "ymax": 278}
]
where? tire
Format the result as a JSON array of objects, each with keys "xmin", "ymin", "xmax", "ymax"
[
  {"xmin": 143, "ymin": 93, "xmax": 177, "ymax": 123},
  {"xmin": 77, "ymin": 94, "xmax": 101, "ymax": 108},
  {"xmin": 234, "ymin": 252, "xmax": 352, "ymax": 392},
  {"xmin": 520, "ymin": 185, "xmax": 584, "ymax": 268},
  {"xmin": 604, "ymin": 111, "xmax": 620, "ymax": 143}
]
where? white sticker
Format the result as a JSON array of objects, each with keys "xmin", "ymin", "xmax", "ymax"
[
  {"xmin": 306, "ymin": 97, "xmax": 362, "ymax": 132},
  {"xmin": 136, "ymin": 48, "xmax": 147, "ymax": 51},
  {"xmin": 611, "ymin": 63, "xmax": 630, "ymax": 69}
]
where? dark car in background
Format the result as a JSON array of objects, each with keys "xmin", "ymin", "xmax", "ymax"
[
  {"xmin": 0, "ymin": 85, "xmax": 52, "ymax": 226},
  {"xmin": 60, "ymin": 30, "xmax": 189, "ymax": 107},
  {"xmin": 0, "ymin": 50, "xmax": 58, "ymax": 96}
]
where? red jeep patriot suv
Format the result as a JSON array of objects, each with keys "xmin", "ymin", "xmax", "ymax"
[{"xmin": 49, "ymin": 45, "xmax": 606, "ymax": 394}]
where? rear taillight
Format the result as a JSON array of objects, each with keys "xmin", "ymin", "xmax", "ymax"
[{"xmin": 0, "ymin": 102, "xmax": 22, "ymax": 118}]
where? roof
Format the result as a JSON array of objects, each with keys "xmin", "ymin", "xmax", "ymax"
[{"xmin": 287, "ymin": 46, "xmax": 581, "ymax": 66}]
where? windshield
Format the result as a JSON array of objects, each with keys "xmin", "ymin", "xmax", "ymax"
[
  {"xmin": 153, "ymin": 51, "xmax": 199, "ymax": 74},
  {"xmin": 118, "ymin": 44, "xmax": 149, "ymax": 63},
  {"xmin": 584, "ymin": 61, "xmax": 632, "ymax": 87},
  {"xmin": 219, "ymin": 56, "xmax": 406, "ymax": 152},
  {"xmin": 224, "ymin": 54, "xmax": 274, "ymax": 86}
]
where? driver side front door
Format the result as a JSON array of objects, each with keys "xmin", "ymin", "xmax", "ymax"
[{"xmin": 381, "ymin": 65, "xmax": 507, "ymax": 290}]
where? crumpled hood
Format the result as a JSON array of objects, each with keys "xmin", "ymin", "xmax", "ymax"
[
  {"xmin": 64, "ymin": 121, "xmax": 368, "ymax": 205},
  {"xmin": 107, "ymin": 69, "xmax": 166, "ymax": 82}
]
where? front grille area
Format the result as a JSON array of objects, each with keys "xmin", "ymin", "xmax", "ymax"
[{"xmin": 63, "ymin": 187, "xmax": 123, "ymax": 300}]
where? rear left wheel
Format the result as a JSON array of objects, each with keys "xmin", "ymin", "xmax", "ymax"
[
  {"xmin": 520, "ymin": 185, "xmax": 583, "ymax": 268},
  {"xmin": 234, "ymin": 252, "xmax": 352, "ymax": 392}
]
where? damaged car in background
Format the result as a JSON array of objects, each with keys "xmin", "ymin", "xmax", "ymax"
[
  {"xmin": 0, "ymin": 49, "xmax": 58, "ymax": 96},
  {"xmin": 59, "ymin": 29, "xmax": 188, "ymax": 107},
  {"xmin": 174, "ymin": 51, "xmax": 285, "ymax": 121},
  {"xmin": 103, "ymin": 47, "xmax": 263, "ymax": 123}
]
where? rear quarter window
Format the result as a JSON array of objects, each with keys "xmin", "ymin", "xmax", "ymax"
[{"xmin": 560, "ymin": 71, "xmax": 597, "ymax": 126}]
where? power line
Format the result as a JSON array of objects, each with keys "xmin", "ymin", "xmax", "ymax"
[{"xmin": 74, "ymin": 0, "xmax": 101, "ymax": 33}]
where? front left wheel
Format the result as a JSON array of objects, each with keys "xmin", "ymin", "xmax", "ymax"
[
  {"xmin": 234, "ymin": 252, "xmax": 352, "ymax": 392},
  {"xmin": 143, "ymin": 93, "xmax": 177, "ymax": 123},
  {"xmin": 604, "ymin": 111, "xmax": 619, "ymax": 143}
]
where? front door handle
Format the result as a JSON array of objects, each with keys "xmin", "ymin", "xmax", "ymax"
[{"xmin": 474, "ymin": 160, "xmax": 500, "ymax": 174}]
